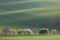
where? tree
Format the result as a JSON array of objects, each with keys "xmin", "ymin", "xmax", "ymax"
[
  {"xmin": 38, "ymin": 28, "xmax": 49, "ymax": 34},
  {"xmin": 51, "ymin": 29, "xmax": 57, "ymax": 35},
  {"xmin": 2, "ymin": 27, "xmax": 10, "ymax": 36}
]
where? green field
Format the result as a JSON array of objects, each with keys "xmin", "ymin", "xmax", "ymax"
[
  {"xmin": 0, "ymin": 0, "xmax": 60, "ymax": 32},
  {"xmin": 0, "ymin": 35, "xmax": 60, "ymax": 40},
  {"xmin": 0, "ymin": 0, "xmax": 60, "ymax": 30},
  {"xmin": 0, "ymin": 0, "xmax": 60, "ymax": 40}
]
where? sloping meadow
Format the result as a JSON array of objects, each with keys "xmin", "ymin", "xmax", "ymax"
[{"xmin": 0, "ymin": 0, "xmax": 60, "ymax": 31}]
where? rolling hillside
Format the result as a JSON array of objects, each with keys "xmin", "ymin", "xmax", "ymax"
[{"xmin": 0, "ymin": 0, "xmax": 60, "ymax": 31}]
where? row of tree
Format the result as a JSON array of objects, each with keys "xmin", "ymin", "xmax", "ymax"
[{"xmin": 0, "ymin": 27, "xmax": 57, "ymax": 36}]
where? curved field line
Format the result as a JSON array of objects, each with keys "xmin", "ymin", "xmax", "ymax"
[
  {"xmin": 0, "ymin": 7, "xmax": 60, "ymax": 17},
  {"xmin": 0, "ymin": 0, "xmax": 40, "ymax": 5},
  {"xmin": 0, "ymin": 7, "xmax": 49, "ymax": 15}
]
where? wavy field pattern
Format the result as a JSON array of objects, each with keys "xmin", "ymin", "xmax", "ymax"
[{"xmin": 0, "ymin": 0, "xmax": 60, "ymax": 30}]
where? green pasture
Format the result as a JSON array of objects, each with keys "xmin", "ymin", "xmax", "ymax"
[
  {"xmin": 0, "ymin": 35, "xmax": 60, "ymax": 40},
  {"xmin": 0, "ymin": 0, "xmax": 60, "ymax": 32}
]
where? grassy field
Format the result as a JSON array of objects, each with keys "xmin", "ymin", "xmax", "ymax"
[
  {"xmin": 0, "ymin": 0, "xmax": 60, "ymax": 30},
  {"xmin": 0, "ymin": 0, "xmax": 60, "ymax": 29},
  {"xmin": 0, "ymin": 35, "xmax": 60, "ymax": 40},
  {"xmin": 0, "ymin": 0, "xmax": 60, "ymax": 40}
]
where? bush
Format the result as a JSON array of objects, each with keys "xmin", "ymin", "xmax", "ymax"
[
  {"xmin": 17, "ymin": 29, "xmax": 25, "ymax": 35},
  {"xmin": 51, "ymin": 29, "xmax": 57, "ymax": 35},
  {"xmin": 8, "ymin": 29, "xmax": 17, "ymax": 36},
  {"xmin": 2, "ymin": 27, "xmax": 10, "ymax": 36},
  {"xmin": 17, "ymin": 29, "xmax": 33, "ymax": 35},
  {"xmin": 38, "ymin": 28, "xmax": 49, "ymax": 34},
  {"xmin": 0, "ymin": 32, "xmax": 2, "ymax": 36},
  {"xmin": 24, "ymin": 29, "xmax": 33, "ymax": 35}
]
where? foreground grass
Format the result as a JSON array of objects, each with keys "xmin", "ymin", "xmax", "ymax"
[{"xmin": 0, "ymin": 35, "xmax": 60, "ymax": 40}]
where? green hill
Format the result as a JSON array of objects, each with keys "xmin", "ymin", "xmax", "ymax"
[{"xmin": 0, "ymin": 0, "xmax": 60, "ymax": 31}]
